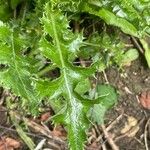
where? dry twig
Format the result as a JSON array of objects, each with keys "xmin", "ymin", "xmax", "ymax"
[
  {"xmin": 101, "ymin": 124, "xmax": 119, "ymax": 150},
  {"xmin": 144, "ymin": 118, "xmax": 150, "ymax": 150},
  {"xmin": 131, "ymin": 36, "xmax": 144, "ymax": 54},
  {"xmin": 97, "ymin": 113, "xmax": 123, "ymax": 142}
]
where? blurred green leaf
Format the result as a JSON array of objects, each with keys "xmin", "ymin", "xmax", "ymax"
[
  {"xmin": 88, "ymin": 84, "xmax": 117, "ymax": 124},
  {"xmin": 121, "ymin": 49, "xmax": 139, "ymax": 66},
  {"xmin": 74, "ymin": 79, "xmax": 91, "ymax": 95},
  {"xmin": 140, "ymin": 39, "xmax": 150, "ymax": 68},
  {"xmin": 84, "ymin": 7, "xmax": 138, "ymax": 37},
  {"xmin": 89, "ymin": 103, "xmax": 106, "ymax": 124},
  {"xmin": 0, "ymin": 2, "xmax": 11, "ymax": 21},
  {"xmin": 53, "ymin": 0, "xmax": 150, "ymax": 37}
]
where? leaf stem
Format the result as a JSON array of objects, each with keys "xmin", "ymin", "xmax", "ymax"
[{"xmin": 83, "ymin": 42, "xmax": 101, "ymax": 47}]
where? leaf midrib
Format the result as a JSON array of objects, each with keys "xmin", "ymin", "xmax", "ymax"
[
  {"xmin": 50, "ymin": 12, "xmax": 82, "ymax": 150},
  {"xmin": 50, "ymin": 13, "xmax": 73, "ymax": 103}
]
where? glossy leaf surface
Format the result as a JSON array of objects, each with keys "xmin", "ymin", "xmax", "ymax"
[{"xmin": 38, "ymin": 3, "xmax": 112, "ymax": 149}]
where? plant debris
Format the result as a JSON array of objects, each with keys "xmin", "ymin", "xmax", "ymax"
[
  {"xmin": 139, "ymin": 90, "xmax": 150, "ymax": 109},
  {"xmin": 0, "ymin": 137, "xmax": 21, "ymax": 150}
]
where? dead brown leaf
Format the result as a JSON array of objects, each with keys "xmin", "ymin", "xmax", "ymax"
[
  {"xmin": 0, "ymin": 137, "xmax": 21, "ymax": 150},
  {"xmin": 88, "ymin": 141, "xmax": 98, "ymax": 149},
  {"xmin": 40, "ymin": 112, "xmax": 51, "ymax": 122},
  {"xmin": 121, "ymin": 116, "xmax": 139, "ymax": 137},
  {"xmin": 139, "ymin": 90, "xmax": 150, "ymax": 109},
  {"xmin": 52, "ymin": 126, "xmax": 67, "ymax": 138}
]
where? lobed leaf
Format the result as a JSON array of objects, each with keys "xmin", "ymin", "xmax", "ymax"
[
  {"xmin": 38, "ymin": 2, "xmax": 112, "ymax": 149},
  {"xmin": 0, "ymin": 21, "xmax": 41, "ymax": 115}
]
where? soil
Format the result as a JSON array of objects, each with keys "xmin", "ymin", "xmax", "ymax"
[
  {"xmin": 103, "ymin": 57, "xmax": 150, "ymax": 150},
  {"xmin": 0, "ymin": 55, "xmax": 150, "ymax": 150}
]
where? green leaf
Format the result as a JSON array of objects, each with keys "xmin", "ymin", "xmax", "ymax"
[
  {"xmin": 121, "ymin": 49, "xmax": 139, "ymax": 66},
  {"xmin": 0, "ymin": 2, "xmax": 11, "ymax": 21},
  {"xmin": 86, "ymin": 0, "xmax": 150, "ymax": 37},
  {"xmin": 38, "ymin": 2, "xmax": 107, "ymax": 149},
  {"xmin": 10, "ymin": 0, "xmax": 22, "ymax": 9},
  {"xmin": 0, "ymin": 21, "xmax": 41, "ymax": 115},
  {"xmin": 89, "ymin": 103, "xmax": 106, "ymax": 124},
  {"xmin": 74, "ymin": 79, "xmax": 91, "ymax": 95},
  {"xmin": 83, "ymin": 6, "xmax": 138, "ymax": 37},
  {"xmin": 140, "ymin": 38, "xmax": 150, "ymax": 68},
  {"xmin": 53, "ymin": 0, "xmax": 150, "ymax": 37},
  {"xmin": 97, "ymin": 84, "xmax": 117, "ymax": 109},
  {"xmin": 89, "ymin": 84, "xmax": 117, "ymax": 124}
]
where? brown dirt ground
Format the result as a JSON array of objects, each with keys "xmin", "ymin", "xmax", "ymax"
[{"xmin": 101, "ymin": 57, "xmax": 150, "ymax": 150}]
